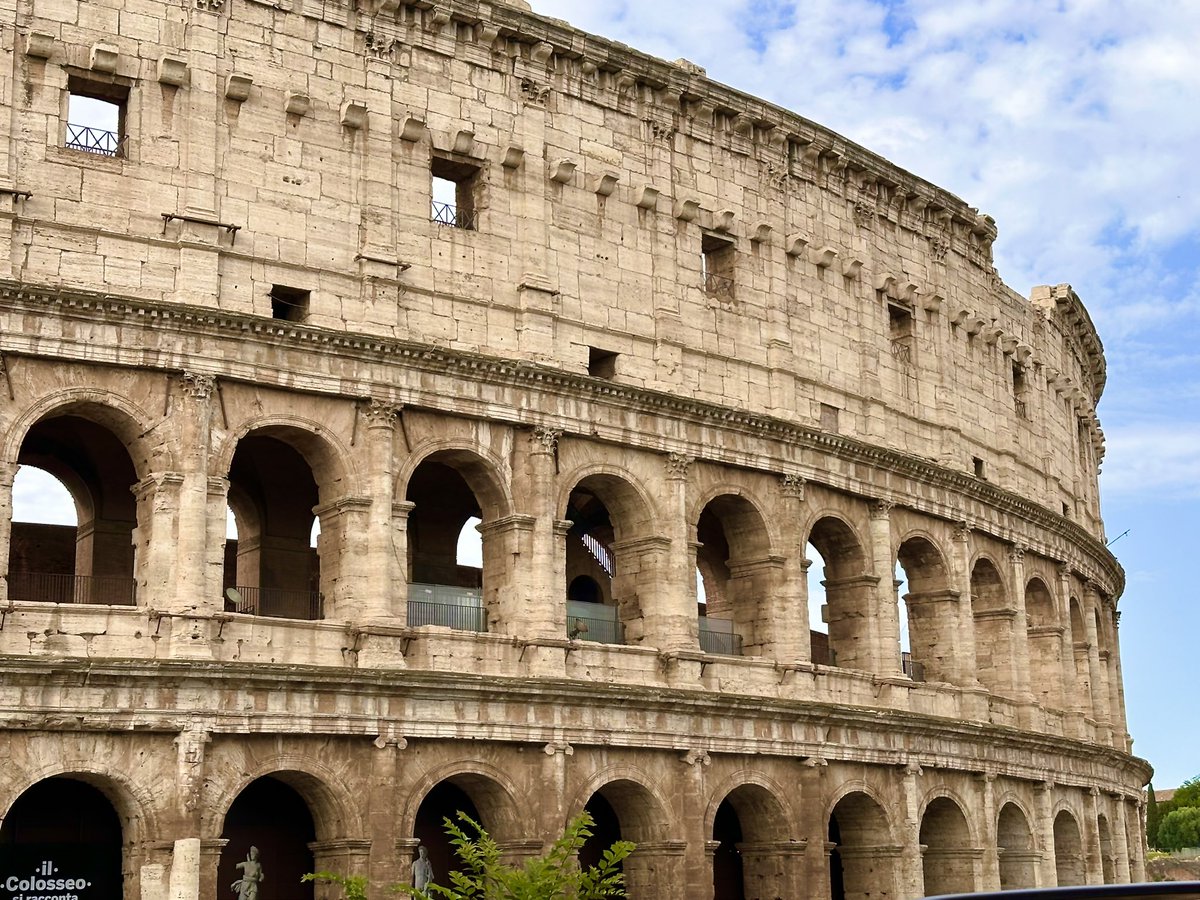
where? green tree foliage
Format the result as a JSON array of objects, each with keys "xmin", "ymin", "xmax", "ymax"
[
  {"xmin": 1147, "ymin": 783, "xmax": 1161, "ymax": 849},
  {"xmin": 1149, "ymin": 774, "xmax": 1200, "ymax": 850},
  {"xmin": 1156, "ymin": 807, "xmax": 1200, "ymax": 852},
  {"xmin": 304, "ymin": 811, "xmax": 634, "ymax": 900}
]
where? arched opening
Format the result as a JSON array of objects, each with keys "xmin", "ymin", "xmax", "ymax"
[
  {"xmin": 580, "ymin": 780, "xmax": 666, "ymax": 897},
  {"xmin": 564, "ymin": 475, "xmax": 655, "ymax": 646},
  {"xmin": 1053, "ymin": 810, "xmax": 1085, "ymax": 886},
  {"xmin": 406, "ymin": 455, "xmax": 494, "ymax": 632},
  {"xmin": 1026, "ymin": 578, "xmax": 1064, "ymax": 710},
  {"xmin": 9, "ymin": 414, "xmax": 139, "ymax": 605},
  {"xmin": 1069, "ymin": 597, "xmax": 1092, "ymax": 718},
  {"xmin": 219, "ymin": 775, "xmax": 316, "ymax": 900},
  {"xmin": 413, "ymin": 781, "xmax": 482, "ymax": 889},
  {"xmin": 224, "ymin": 434, "xmax": 322, "ymax": 619},
  {"xmin": 0, "ymin": 777, "xmax": 124, "ymax": 896},
  {"xmin": 896, "ymin": 537, "xmax": 954, "ymax": 683},
  {"xmin": 806, "ymin": 543, "xmax": 829, "ymax": 664},
  {"xmin": 695, "ymin": 495, "xmax": 772, "ymax": 657},
  {"xmin": 919, "ymin": 797, "xmax": 975, "ymax": 896},
  {"xmin": 807, "ymin": 518, "xmax": 872, "ymax": 671},
  {"xmin": 828, "ymin": 792, "xmax": 895, "ymax": 900},
  {"xmin": 997, "ymin": 802, "xmax": 1037, "ymax": 889},
  {"xmin": 712, "ymin": 784, "xmax": 791, "ymax": 900},
  {"xmin": 1098, "ymin": 814, "xmax": 1115, "ymax": 884},
  {"xmin": 971, "ymin": 558, "xmax": 1016, "ymax": 696}
]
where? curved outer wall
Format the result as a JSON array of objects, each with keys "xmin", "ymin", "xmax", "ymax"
[{"xmin": 0, "ymin": 2, "xmax": 1144, "ymax": 900}]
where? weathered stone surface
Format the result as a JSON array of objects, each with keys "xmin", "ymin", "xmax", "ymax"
[{"xmin": 0, "ymin": 1, "xmax": 1142, "ymax": 899}]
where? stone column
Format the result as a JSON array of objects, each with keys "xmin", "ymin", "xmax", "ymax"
[
  {"xmin": 309, "ymin": 840, "xmax": 372, "ymax": 886},
  {"xmin": 1007, "ymin": 545, "xmax": 1034, "ymax": 703},
  {"xmin": 741, "ymin": 841, "xmax": 807, "ymax": 899},
  {"xmin": 771, "ymin": 474, "xmax": 810, "ymax": 664},
  {"xmin": 1036, "ymin": 782, "xmax": 1057, "ymax": 887},
  {"xmin": 1084, "ymin": 787, "xmax": 1103, "ymax": 885},
  {"xmin": 1083, "ymin": 582, "xmax": 1111, "ymax": 742},
  {"xmin": 950, "ymin": 523, "xmax": 987, "ymax": 717},
  {"xmin": 360, "ymin": 400, "xmax": 401, "ymax": 621},
  {"xmin": 679, "ymin": 749, "xmax": 713, "ymax": 900},
  {"xmin": 198, "ymin": 839, "xmax": 228, "ymax": 900},
  {"xmin": 1111, "ymin": 794, "xmax": 1132, "ymax": 883},
  {"xmin": 625, "ymin": 840, "xmax": 688, "ymax": 900},
  {"xmin": 978, "ymin": 773, "xmax": 1000, "ymax": 890},
  {"xmin": 391, "ymin": 500, "xmax": 414, "ymax": 626},
  {"xmin": 1130, "ymin": 800, "xmax": 1147, "ymax": 882},
  {"xmin": 1106, "ymin": 603, "xmax": 1130, "ymax": 750},
  {"xmin": 868, "ymin": 501, "xmax": 902, "ymax": 675},
  {"xmin": 899, "ymin": 762, "xmax": 924, "ymax": 898},
  {"xmin": 650, "ymin": 453, "xmax": 698, "ymax": 652},
  {"xmin": 800, "ymin": 758, "xmax": 831, "ymax": 900},
  {"xmin": 522, "ymin": 426, "xmax": 563, "ymax": 640},
  {"xmin": 314, "ymin": 496, "xmax": 373, "ymax": 621},
  {"xmin": 176, "ymin": 373, "xmax": 216, "ymax": 612},
  {"xmin": 0, "ymin": 460, "xmax": 17, "ymax": 606},
  {"xmin": 132, "ymin": 472, "xmax": 186, "ymax": 610}
]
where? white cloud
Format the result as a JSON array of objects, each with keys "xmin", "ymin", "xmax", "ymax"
[{"xmin": 1101, "ymin": 425, "xmax": 1200, "ymax": 497}]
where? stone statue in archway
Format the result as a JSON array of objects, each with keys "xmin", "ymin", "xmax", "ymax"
[
  {"xmin": 412, "ymin": 845, "xmax": 434, "ymax": 890},
  {"xmin": 232, "ymin": 846, "xmax": 264, "ymax": 900}
]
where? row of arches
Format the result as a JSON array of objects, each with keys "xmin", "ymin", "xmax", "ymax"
[
  {"xmin": 0, "ymin": 765, "xmax": 1138, "ymax": 900},
  {"xmin": 1, "ymin": 390, "xmax": 1125, "ymax": 743}
]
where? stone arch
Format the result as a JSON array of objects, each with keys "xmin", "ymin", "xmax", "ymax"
[
  {"xmin": 707, "ymin": 777, "xmax": 793, "ymax": 900},
  {"xmin": 695, "ymin": 491, "xmax": 776, "ymax": 657},
  {"xmin": 806, "ymin": 514, "xmax": 873, "ymax": 672},
  {"xmin": 1053, "ymin": 808, "xmax": 1086, "ymax": 886},
  {"xmin": 560, "ymin": 466, "xmax": 660, "ymax": 646},
  {"xmin": 919, "ymin": 795, "xmax": 977, "ymax": 895},
  {"xmin": 6, "ymin": 396, "xmax": 157, "ymax": 606},
  {"xmin": 206, "ymin": 761, "xmax": 362, "ymax": 843},
  {"xmin": 1026, "ymin": 576, "xmax": 1065, "ymax": 709},
  {"xmin": 401, "ymin": 759, "xmax": 523, "ymax": 845},
  {"xmin": 220, "ymin": 418, "xmax": 360, "ymax": 619},
  {"xmin": 573, "ymin": 769, "xmax": 673, "ymax": 899},
  {"xmin": 399, "ymin": 443, "xmax": 514, "ymax": 633},
  {"xmin": 895, "ymin": 533, "xmax": 955, "ymax": 683},
  {"xmin": 828, "ymin": 789, "xmax": 898, "ymax": 900},
  {"xmin": 997, "ymin": 801, "xmax": 1038, "ymax": 889},
  {"xmin": 971, "ymin": 556, "xmax": 1016, "ymax": 696}
]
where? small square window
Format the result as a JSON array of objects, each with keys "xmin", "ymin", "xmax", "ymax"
[
  {"xmin": 588, "ymin": 347, "xmax": 618, "ymax": 379},
  {"xmin": 973, "ymin": 457, "xmax": 986, "ymax": 479},
  {"xmin": 65, "ymin": 75, "xmax": 128, "ymax": 157},
  {"xmin": 431, "ymin": 156, "xmax": 480, "ymax": 229},
  {"xmin": 701, "ymin": 233, "xmax": 735, "ymax": 300},
  {"xmin": 270, "ymin": 285, "xmax": 310, "ymax": 322}
]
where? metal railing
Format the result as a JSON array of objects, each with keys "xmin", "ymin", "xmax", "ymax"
[
  {"xmin": 902, "ymin": 653, "xmax": 926, "ymax": 682},
  {"xmin": 699, "ymin": 616, "xmax": 743, "ymax": 656},
  {"xmin": 229, "ymin": 585, "xmax": 323, "ymax": 620},
  {"xmin": 407, "ymin": 598, "xmax": 488, "ymax": 632},
  {"xmin": 8, "ymin": 571, "xmax": 136, "ymax": 606},
  {"xmin": 581, "ymin": 533, "xmax": 614, "ymax": 577},
  {"xmin": 890, "ymin": 339, "xmax": 913, "ymax": 364},
  {"xmin": 703, "ymin": 271, "xmax": 735, "ymax": 300},
  {"xmin": 566, "ymin": 613, "xmax": 625, "ymax": 645},
  {"xmin": 431, "ymin": 200, "xmax": 475, "ymax": 229},
  {"xmin": 65, "ymin": 123, "xmax": 123, "ymax": 157},
  {"xmin": 1015, "ymin": 398, "xmax": 1029, "ymax": 419}
]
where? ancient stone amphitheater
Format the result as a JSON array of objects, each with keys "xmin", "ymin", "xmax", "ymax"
[{"xmin": 0, "ymin": 1, "xmax": 1148, "ymax": 899}]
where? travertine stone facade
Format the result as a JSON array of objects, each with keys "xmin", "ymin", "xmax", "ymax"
[{"xmin": 0, "ymin": 1, "xmax": 1145, "ymax": 899}]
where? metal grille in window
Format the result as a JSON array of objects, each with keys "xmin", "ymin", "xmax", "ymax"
[
  {"xmin": 65, "ymin": 123, "xmax": 123, "ymax": 157},
  {"xmin": 1015, "ymin": 398, "xmax": 1029, "ymax": 419},
  {"xmin": 890, "ymin": 340, "xmax": 913, "ymax": 364},
  {"xmin": 703, "ymin": 271, "xmax": 735, "ymax": 299},
  {"xmin": 431, "ymin": 199, "xmax": 476, "ymax": 229}
]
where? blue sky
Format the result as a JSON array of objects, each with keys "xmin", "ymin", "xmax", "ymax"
[
  {"xmin": 11, "ymin": 0, "xmax": 1197, "ymax": 788},
  {"xmin": 530, "ymin": 0, "xmax": 1200, "ymax": 787}
]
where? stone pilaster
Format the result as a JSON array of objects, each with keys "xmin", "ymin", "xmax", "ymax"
[
  {"xmin": 1083, "ymin": 582, "xmax": 1111, "ymax": 742},
  {"xmin": 977, "ymin": 773, "xmax": 1000, "ymax": 890},
  {"xmin": 523, "ymin": 426, "xmax": 563, "ymax": 640},
  {"xmin": 800, "ymin": 757, "xmax": 831, "ymax": 900},
  {"xmin": 868, "ymin": 500, "xmax": 902, "ymax": 675},
  {"xmin": 1106, "ymin": 603, "xmax": 1130, "ymax": 749},
  {"xmin": 0, "ymin": 460, "xmax": 16, "ymax": 605},
  {"xmin": 361, "ymin": 400, "xmax": 401, "ymax": 621},
  {"xmin": 1084, "ymin": 786, "xmax": 1103, "ymax": 885},
  {"xmin": 899, "ymin": 762, "xmax": 924, "ymax": 898},
  {"xmin": 771, "ymin": 474, "xmax": 810, "ymax": 663},
  {"xmin": 653, "ymin": 452, "xmax": 698, "ymax": 652},
  {"xmin": 1036, "ymin": 782, "xmax": 1057, "ymax": 887},
  {"xmin": 1111, "ymin": 794, "xmax": 1131, "ymax": 883},
  {"xmin": 1007, "ymin": 544, "xmax": 1034, "ymax": 703}
]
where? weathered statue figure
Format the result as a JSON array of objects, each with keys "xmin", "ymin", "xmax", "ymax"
[
  {"xmin": 412, "ymin": 845, "xmax": 434, "ymax": 890},
  {"xmin": 232, "ymin": 846, "xmax": 264, "ymax": 900}
]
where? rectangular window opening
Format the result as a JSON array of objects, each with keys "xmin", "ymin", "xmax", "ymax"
[
  {"xmin": 270, "ymin": 285, "xmax": 310, "ymax": 322},
  {"xmin": 588, "ymin": 347, "xmax": 619, "ymax": 380},
  {"xmin": 973, "ymin": 457, "xmax": 986, "ymax": 480},
  {"xmin": 431, "ymin": 156, "xmax": 479, "ymax": 229},
  {"xmin": 888, "ymin": 302, "xmax": 915, "ymax": 364},
  {"xmin": 1013, "ymin": 362, "xmax": 1029, "ymax": 419},
  {"xmin": 701, "ymin": 233, "xmax": 735, "ymax": 300},
  {"xmin": 820, "ymin": 403, "xmax": 840, "ymax": 433},
  {"xmin": 66, "ymin": 75, "xmax": 128, "ymax": 157}
]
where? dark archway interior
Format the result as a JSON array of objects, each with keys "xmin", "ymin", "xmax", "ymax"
[
  {"xmin": 219, "ymin": 776, "xmax": 315, "ymax": 900},
  {"xmin": 414, "ymin": 781, "xmax": 482, "ymax": 888},
  {"xmin": 580, "ymin": 792, "xmax": 622, "ymax": 874},
  {"xmin": 828, "ymin": 813, "xmax": 845, "ymax": 900},
  {"xmin": 712, "ymin": 798, "xmax": 746, "ymax": 900},
  {"xmin": 0, "ymin": 777, "xmax": 123, "ymax": 897},
  {"xmin": 407, "ymin": 461, "xmax": 483, "ymax": 588}
]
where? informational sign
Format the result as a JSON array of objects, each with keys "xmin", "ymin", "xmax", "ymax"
[{"xmin": 0, "ymin": 847, "xmax": 115, "ymax": 900}]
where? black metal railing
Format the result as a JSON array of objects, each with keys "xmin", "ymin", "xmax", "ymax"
[
  {"xmin": 566, "ymin": 614, "xmax": 625, "ymax": 645},
  {"xmin": 65, "ymin": 123, "xmax": 123, "ymax": 157},
  {"xmin": 703, "ymin": 271, "xmax": 734, "ymax": 300},
  {"xmin": 431, "ymin": 200, "xmax": 475, "ymax": 229},
  {"xmin": 902, "ymin": 653, "xmax": 926, "ymax": 682},
  {"xmin": 890, "ymin": 339, "xmax": 913, "ymax": 364},
  {"xmin": 407, "ymin": 598, "xmax": 488, "ymax": 632},
  {"xmin": 699, "ymin": 616, "xmax": 743, "ymax": 656},
  {"xmin": 8, "ymin": 571, "xmax": 136, "ymax": 606},
  {"xmin": 229, "ymin": 585, "xmax": 323, "ymax": 620}
]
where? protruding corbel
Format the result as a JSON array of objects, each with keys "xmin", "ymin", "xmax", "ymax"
[
  {"xmin": 808, "ymin": 246, "xmax": 838, "ymax": 268},
  {"xmin": 592, "ymin": 172, "xmax": 619, "ymax": 197},
  {"xmin": 285, "ymin": 92, "xmax": 311, "ymax": 117},
  {"xmin": 340, "ymin": 100, "xmax": 368, "ymax": 130},
  {"xmin": 785, "ymin": 233, "xmax": 809, "ymax": 257},
  {"xmin": 636, "ymin": 185, "xmax": 660, "ymax": 211},
  {"xmin": 453, "ymin": 129, "xmax": 475, "ymax": 156},
  {"xmin": 501, "ymin": 144, "xmax": 525, "ymax": 168},
  {"xmin": 673, "ymin": 198, "xmax": 700, "ymax": 221},
  {"xmin": 225, "ymin": 73, "xmax": 253, "ymax": 102},
  {"xmin": 842, "ymin": 257, "xmax": 864, "ymax": 280},
  {"xmin": 531, "ymin": 41, "xmax": 554, "ymax": 65},
  {"xmin": 90, "ymin": 42, "xmax": 118, "ymax": 74},
  {"xmin": 550, "ymin": 159, "xmax": 576, "ymax": 184},
  {"xmin": 750, "ymin": 223, "xmax": 772, "ymax": 244},
  {"xmin": 400, "ymin": 115, "xmax": 426, "ymax": 142},
  {"xmin": 713, "ymin": 209, "xmax": 735, "ymax": 232},
  {"xmin": 158, "ymin": 55, "xmax": 188, "ymax": 87}
]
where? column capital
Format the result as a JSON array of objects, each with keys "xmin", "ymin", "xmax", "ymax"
[
  {"xmin": 779, "ymin": 473, "xmax": 806, "ymax": 498},
  {"xmin": 869, "ymin": 499, "xmax": 895, "ymax": 519},
  {"xmin": 1008, "ymin": 544, "xmax": 1026, "ymax": 564},
  {"xmin": 530, "ymin": 425, "xmax": 562, "ymax": 454},
  {"xmin": 362, "ymin": 398, "xmax": 402, "ymax": 426},
  {"xmin": 664, "ymin": 451, "xmax": 693, "ymax": 480},
  {"xmin": 180, "ymin": 371, "xmax": 215, "ymax": 399},
  {"xmin": 952, "ymin": 520, "xmax": 972, "ymax": 541}
]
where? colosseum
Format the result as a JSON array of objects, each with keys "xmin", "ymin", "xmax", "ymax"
[{"xmin": 0, "ymin": 1, "xmax": 1147, "ymax": 899}]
